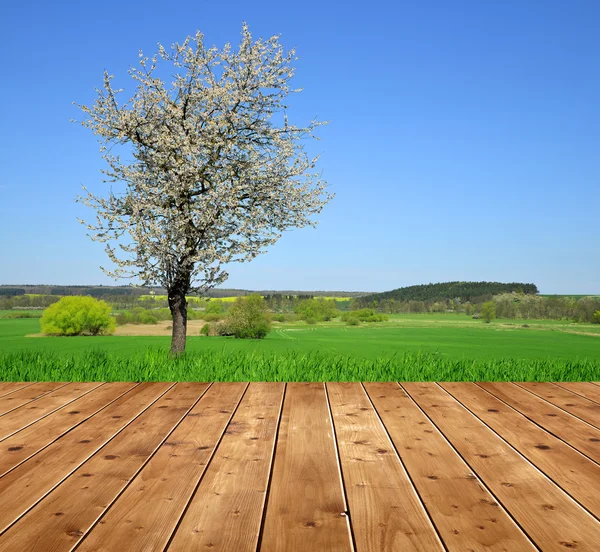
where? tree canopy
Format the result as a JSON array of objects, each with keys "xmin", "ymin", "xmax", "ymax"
[{"xmin": 76, "ymin": 23, "xmax": 331, "ymax": 353}]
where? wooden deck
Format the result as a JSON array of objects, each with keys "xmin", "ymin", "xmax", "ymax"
[{"xmin": 0, "ymin": 382, "xmax": 599, "ymax": 550}]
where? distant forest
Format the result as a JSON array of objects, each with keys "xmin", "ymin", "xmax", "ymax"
[
  {"xmin": 355, "ymin": 281, "xmax": 539, "ymax": 306},
  {"xmin": 0, "ymin": 285, "xmax": 367, "ymax": 299}
]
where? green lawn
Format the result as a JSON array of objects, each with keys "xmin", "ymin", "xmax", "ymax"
[
  {"xmin": 1, "ymin": 314, "xmax": 599, "ymax": 381},
  {"xmin": 2, "ymin": 315, "xmax": 599, "ymax": 361}
]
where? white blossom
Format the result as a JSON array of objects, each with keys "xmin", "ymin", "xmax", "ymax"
[{"xmin": 75, "ymin": 23, "xmax": 332, "ymax": 296}]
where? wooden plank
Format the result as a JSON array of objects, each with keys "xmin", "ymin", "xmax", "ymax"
[
  {"xmin": 0, "ymin": 382, "xmax": 103, "ymax": 441},
  {"xmin": 260, "ymin": 382, "xmax": 353, "ymax": 552},
  {"xmin": 166, "ymin": 382, "xmax": 282, "ymax": 552},
  {"xmin": 0, "ymin": 382, "xmax": 173, "ymax": 533},
  {"xmin": 76, "ymin": 382, "xmax": 247, "ymax": 552},
  {"xmin": 516, "ymin": 382, "xmax": 600, "ymax": 429},
  {"xmin": 0, "ymin": 383, "xmax": 35, "ymax": 399},
  {"xmin": 403, "ymin": 382, "xmax": 600, "ymax": 551},
  {"xmin": 0, "ymin": 383, "xmax": 137, "ymax": 477},
  {"xmin": 0, "ymin": 382, "xmax": 69, "ymax": 416},
  {"xmin": 365, "ymin": 382, "xmax": 535, "ymax": 551},
  {"xmin": 0, "ymin": 382, "xmax": 210, "ymax": 551},
  {"xmin": 480, "ymin": 382, "xmax": 600, "ymax": 463},
  {"xmin": 442, "ymin": 382, "xmax": 600, "ymax": 517},
  {"xmin": 328, "ymin": 382, "xmax": 444, "ymax": 551},
  {"xmin": 556, "ymin": 382, "xmax": 600, "ymax": 404}
]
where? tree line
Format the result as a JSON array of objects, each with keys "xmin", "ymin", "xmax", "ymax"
[
  {"xmin": 354, "ymin": 293, "xmax": 600, "ymax": 323},
  {"xmin": 355, "ymin": 281, "xmax": 539, "ymax": 306}
]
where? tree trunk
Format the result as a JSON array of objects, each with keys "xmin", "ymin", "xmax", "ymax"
[{"xmin": 168, "ymin": 285, "xmax": 188, "ymax": 355}]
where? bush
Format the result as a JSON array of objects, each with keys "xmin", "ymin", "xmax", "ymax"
[
  {"xmin": 593, "ymin": 311, "xmax": 600, "ymax": 324},
  {"xmin": 305, "ymin": 317, "xmax": 317, "ymax": 325},
  {"xmin": 227, "ymin": 294, "xmax": 271, "ymax": 339},
  {"xmin": 205, "ymin": 300, "xmax": 224, "ymax": 315},
  {"xmin": 295, "ymin": 298, "xmax": 339, "ymax": 322},
  {"xmin": 41, "ymin": 296, "xmax": 116, "ymax": 336},
  {"xmin": 137, "ymin": 311, "xmax": 158, "ymax": 324},
  {"xmin": 202, "ymin": 312, "xmax": 223, "ymax": 322},
  {"xmin": 346, "ymin": 315, "xmax": 360, "ymax": 326},
  {"xmin": 480, "ymin": 301, "xmax": 496, "ymax": 323},
  {"xmin": 200, "ymin": 323, "xmax": 210, "ymax": 336},
  {"xmin": 210, "ymin": 320, "xmax": 235, "ymax": 336},
  {"xmin": 341, "ymin": 309, "xmax": 387, "ymax": 323}
]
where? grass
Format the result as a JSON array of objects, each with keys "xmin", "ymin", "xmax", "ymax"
[
  {"xmin": 1, "ymin": 349, "xmax": 597, "ymax": 382},
  {"xmin": 0, "ymin": 313, "xmax": 598, "ymax": 380}
]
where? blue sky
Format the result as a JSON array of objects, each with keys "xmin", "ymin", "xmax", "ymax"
[{"xmin": 0, "ymin": 0, "xmax": 598, "ymax": 293}]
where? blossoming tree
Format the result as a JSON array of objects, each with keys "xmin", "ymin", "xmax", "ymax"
[{"xmin": 76, "ymin": 24, "xmax": 331, "ymax": 354}]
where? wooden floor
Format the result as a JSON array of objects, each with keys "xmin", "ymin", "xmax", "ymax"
[{"xmin": 0, "ymin": 382, "xmax": 600, "ymax": 551}]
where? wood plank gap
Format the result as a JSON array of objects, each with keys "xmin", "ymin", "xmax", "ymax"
[
  {"xmin": 0, "ymin": 382, "xmax": 176, "ymax": 535},
  {"xmin": 478, "ymin": 383, "xmax": 600, "ymax": 466},
  {"xmin": 553, "ymin": 382, "xmax": 600, "ymax": 406},
  {"xmin": 0, "ymin": 382, "xmax": 70, "ymax": 417},
  {"xmin": 39, "ymin": 382, "xmax": 214, "ymax": 552},
  {"xmin": 254, "ymin": 382, "xmax": 287, "ymax": 552},
  {"xmin": 398, "ymin": 383, "xmax": 540, "ymax": 552},
  {"xmin": 0, "ymin": 382, "xmax": 36, "ymax": 400},
  {"xmin": 323, "ymin": 383, "xmax": 357, "ymax": 552},
  {"xmin": 0, "ymin": 382, "xmax": 105, "ymax": 442},
  {"xmin": 164, "ymin": 383, "xmax": 282, "ymax": 552},
  {"xmin": 160, "ymin": 382, "xmax": 251, "ymax": 551},
  {"xmin": 0, "ymin": 383, "xmax": 140, "ymax": 479},
  {"xmin": 259, "ymin": 382, "xmax": 353, "ymax": 551},
  {"xmin": 75, "ymin": 383, "xmax": 246, "ymax": 552},
  {"xmin": 444, "ymin": 383, "xmax": 600, "ymax": 522},
  {"xmin": 359, "ymin": 383, "xmax": 447, "ymax": 551},
  {"xmin": 513, "ymin": 382, "xmax": 600, "ymax": 431}
]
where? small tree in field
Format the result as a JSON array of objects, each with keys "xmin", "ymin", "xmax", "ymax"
[
  {"xmin": 226, "ymin": 294, "xmax": 271, "ymax": 339},
  {"xmin": 480, "ymin": 301, "xmax": 496, "ymax": 324},
  {"xmin": 76, "ymin": 24, "xmax": 331, "ymax": 354},
  {"xmin": 41, "ymin": 296, "xmax": 116, "ymax": 336}
]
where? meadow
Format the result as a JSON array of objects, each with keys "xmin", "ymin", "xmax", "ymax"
[{"xmin": 1, "ymin": 313, "xmax": 599, "ymax": 381}]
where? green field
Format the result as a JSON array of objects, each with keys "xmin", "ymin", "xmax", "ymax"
[{"xmin": 1, "ymin": 314, "xmax": 599, "ymax": 381}]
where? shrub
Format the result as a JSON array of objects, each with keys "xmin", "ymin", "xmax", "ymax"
[
  {"xmin": 205, "ymin": 300, "xmax": 224, "ymax": 315},
  {"xmin": 200, "ymin": 323, "xmax": 210, "ymax": 336},
  {"xmin": 305, "ymin": 317, "xmax": 317, "ymax": 325},
  {"xmin": 137, "ymin": 310, "xmax": 158, "ymax": 324},
  {"xmin": 341, "ymin": 309, "xmax": 387, "ymax": 323},
  {"xmin": 202, "ymin": 312, "xmax": 223, "ymax": 322},
  {"xmin": 227, "ymin": 294, "xmax": 271, "ymax": 339},
  {"xmin": 273, "ymin": 314, "xmax": 286, "ymax": 323},
  {"xmin": 210, "ymin": 320, "xmax": 235, "ymax": 336},
  {"xmin": 593, "ymin": 311, "xmax": 600, "ymax": 324},
  {"xmin": 41, "ymin": 296, "xmax": 116, "ymax": 336},
  {"xmin": 295, "ymin": 298, "xmax": 339, "ymax": 322},
  {"xmin": 115, "ymin": 311, "xmax": 134, "ymax": 325},
  {"xmin": 346, "ymin": 315, "xmax": 360, "ymax": 326},
  {"xmin": 480, "ymin": 301, "xmax": 496, "ymax": 323}
]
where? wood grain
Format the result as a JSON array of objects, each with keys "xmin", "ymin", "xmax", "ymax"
[
  {"xmin": 555, "ymin": 382, "xmax": 600, "ymax": 405},
  {"xmin": 403, "ymin": 382, "xmax": 600, "ymax": 551},
  {"xmin": 77, "ymin": 382, "xmax": 247, "ymax": 552},
  {"xmin": 0, "ymin": 382, "xmax": 172, "ymax": 533},
  {"xmin": 0, "ymin": 382, "xmax": 35, "ymax": 399},
  {"xmin": 260, "ymin": 382, "xmax": 353, "ymax": 552},
  {"xmin": 0, "ymin": 382, "xmax": 69, "ymax": 416},
  {"xmin": 365, "ymin": 382, "xmax": 536, "ymax": 551},
  {"xmin": 0, "ymin": 382, "xmax": 137, "ymax": 477},
  {"xmin": 329, "ymin": 382, "xmax": 444, "ymax": 551},
  {"xmin": 442, "ymin": 382, "xmax": 600, "ymax": 517},
  {"xmin": 0, "ymin": 382, "xmax": 102, "ymax": 441},
  {"xmin": 168, "ymin": 382, "xmax": 282, "ymax": 552},
  {"xmin": 480, "ymin": 382, "xmax": 600, "ymax": 463},
  {"xmin": 0, "ymin": 382, "xmax": 209, "ymax": 551},
  {"xmin": 515, "ymin": 382, "xmax": 600, "ymax": 429}
]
